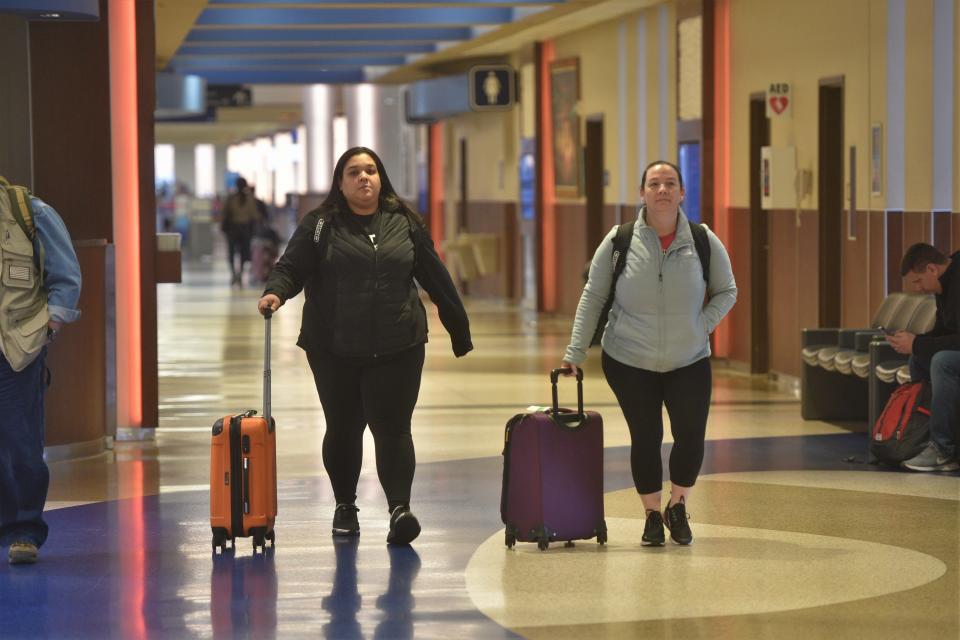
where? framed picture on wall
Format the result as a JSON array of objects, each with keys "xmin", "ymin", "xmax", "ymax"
[
  {"xmin": 550, "ymin": 58, "xmax": 581, "ymax": 198},
  {"xmin": 870, "ymin": 123, "xmax": 883, "ymax": 196}
]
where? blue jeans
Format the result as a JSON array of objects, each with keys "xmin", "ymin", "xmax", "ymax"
[
  {"xmin": 910, "ymin": 351, "xmax": 960, "ymax": 458},
  {"xmin": 0, "ymin": 349, "xmax": 49, "ymax": 548}
]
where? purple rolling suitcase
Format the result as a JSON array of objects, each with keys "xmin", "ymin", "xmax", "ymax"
[{"xmin": 500, "ymin": 369, "xmax": 607, "ymax": 550}]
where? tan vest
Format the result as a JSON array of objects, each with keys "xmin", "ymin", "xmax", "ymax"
[{"xmin": 0, "ymin": 186, "xmax": 49, "ymax": 371}]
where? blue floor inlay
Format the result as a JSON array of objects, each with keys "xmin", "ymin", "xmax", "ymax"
[{"xmin": 0, "ymin": 432, "xmax": 899, "ymax": 638}]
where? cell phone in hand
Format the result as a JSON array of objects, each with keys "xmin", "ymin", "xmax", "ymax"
[{"xmin": 878, "ymin": 326, "xmax": 896, "ymax": 336}]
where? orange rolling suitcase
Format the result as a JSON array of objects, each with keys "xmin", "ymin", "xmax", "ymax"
[{"xmin": 210, "ymin": 314, "xmax": 277, "ymax": 553}]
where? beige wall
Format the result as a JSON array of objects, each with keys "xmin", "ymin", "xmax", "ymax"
[
  {"xmin": 729, "ymin": 0, "xmax": 879, "ymax": 211},
  {"xmin": 433, "ymin": 3, "xmax": 678, "ymax": 211},
  {"xmin": 444, "ymin": 110, "xmax": 519, "ymax": 203}
]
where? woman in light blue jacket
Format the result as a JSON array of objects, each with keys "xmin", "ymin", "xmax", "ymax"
[{"xmin": 561, "ymin": 161, "xmax": 737, "ymax": 547}]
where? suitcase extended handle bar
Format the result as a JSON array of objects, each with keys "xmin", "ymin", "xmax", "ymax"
[
  {"xmin": 549, "ymin": 368, "xmax": 586, "ymax": 427},
  {"xmin": 263, "ymin": 315, "xmax": 271, "ymax": 427}
]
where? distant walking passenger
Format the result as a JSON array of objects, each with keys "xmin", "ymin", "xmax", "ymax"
[
  {"xmin": 888, "ymin": 243, "xmax": 960, "ymax": 472},
  {"xmin": 560, "ymin": 161, "xmax": 737, "ymax": 546},
  {"xmin": 221, "ymin": 177, "xmax": 258, "ymax": 287},
  {"xmin": 258, "ymin": 147, "xmax": 472, "ymax": 545},
  {"xmin": 0, "ymin": 178, "xmax": 82, "ymax": 565}
]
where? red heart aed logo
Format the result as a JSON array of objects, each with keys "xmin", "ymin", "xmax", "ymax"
[{"xmin": 769, "ymin": 96, "xmax": 789, "ymax": 115}]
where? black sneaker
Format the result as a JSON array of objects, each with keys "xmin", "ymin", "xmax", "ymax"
[
  {"xmin": 386, "ymin": 506, "xmax": 421, "ymax": 545},
  {"xmin": 641, "ymin": 510, "xmax": 665, "ymax": 546},
  {"xmin": 663, "ymin": 501, "xmax": 693, "ymax": 545},
  {"xmin": 332, "ymin": 503, "xmax": 360, "ymax": 536}
]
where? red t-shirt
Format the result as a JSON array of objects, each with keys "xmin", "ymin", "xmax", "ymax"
[{"xmin": 659, "ymin": 231, "xmax": 676, "ymax": 251}]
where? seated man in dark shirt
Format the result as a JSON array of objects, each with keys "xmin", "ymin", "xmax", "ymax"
[{"xmin": 888, "ymin": 243, "xmax": 960, "ymax": 472}]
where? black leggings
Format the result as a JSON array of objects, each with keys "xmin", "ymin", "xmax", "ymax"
[
  {"xmin": 307, "ymin": 344, "xmax": 425, "ymax": 510},
  {"xmin": 602, "ymin": 352, "xmax": 712, "ymax": 494}
]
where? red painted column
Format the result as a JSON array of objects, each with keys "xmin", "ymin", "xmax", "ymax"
[
  {"xmin": 712, "ymin": 0, "xmax": 732, "ymax": 358},
  {"xmin": 536, "ymin": 41, "xmax": 557, "ymax": 312},
  {"xmin": 428, "ymin": 123, "xmax": 445, "ymax": 259},
  {"xmin": 110, "ymin": 0, "xmax": 143, "ymax": 430}
]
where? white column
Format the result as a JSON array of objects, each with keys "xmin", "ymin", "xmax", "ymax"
[
  {"xmin": 933, "ymin": 0, "xmax": 954, "ymax": 211},
  {"xmin": 886, "ymin": 0, "xmax": 905, "ymax": 212},
  {"xmin": 304, "ymin": 84, "xmax": 333, "ymax": 193}
]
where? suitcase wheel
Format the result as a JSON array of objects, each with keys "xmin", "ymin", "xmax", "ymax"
[
  {"xmin": 266, "ymin": 530, "xmax": 276, "ymax": 546},
  {"xmin": 537, "ymin": 537, "xmax": 549, "ymax": 551},
  {"xmin": 504, "ymin": 532, "xmax": 516, "ymax": 549},
  {"xmin": 212, "ymin": 530, "xmax": 230, "ymax": 553},
  {"xmin": 597, "ymin": 521, "xmax": 608, "ymax": 546},
  {"xmin": 252, "ymin": 532, "xmax": 266, "ymax": 551}
]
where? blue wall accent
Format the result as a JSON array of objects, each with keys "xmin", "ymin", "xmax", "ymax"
[
  {"xmin": 679, "ymin": 142, "xmax": 701, "ymax": 224},
  {"xmin": 0, "ymin": 0, "xmax": 97, "ymax": 19}
]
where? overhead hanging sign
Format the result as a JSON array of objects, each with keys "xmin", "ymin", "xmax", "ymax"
[
  {"xmin": 469, "ymin": 65, "xmax": 515, "ymax": 111},
  {"xmin": 766, "ymin": 82, "xmax": 792, "ymax": 118}
]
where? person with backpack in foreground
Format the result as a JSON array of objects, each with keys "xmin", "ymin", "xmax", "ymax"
[
  {"xmin": 257, "ymin": 147, "xmax": 472, "ymax": 545},
  {"xmin": 0, "ymin": 178, "xmax": 81, "ymax": 564},
  {"xmin": 887, "ymin": 243, "xmax": 960, "ymax": 472},
  {"xmin": 560, "ymin": 161, "xmax": 737, "ymax": 546}
]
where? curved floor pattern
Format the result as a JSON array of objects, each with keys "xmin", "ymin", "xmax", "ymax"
[
  {"xmin": 14, "ymin": 262, "xmax": 956, "ymax": 638},
  {"xmin": 5, "ymin": 436, "xmax": 957, "ymax": 638},
  {"xmin": 466, "ymin": 518, "xmax": 946, "ymax": 625}
]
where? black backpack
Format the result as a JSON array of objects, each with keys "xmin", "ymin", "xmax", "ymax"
[{"xmin": 591, "ymin": 220, "xmax": 710, "ymax": 346}]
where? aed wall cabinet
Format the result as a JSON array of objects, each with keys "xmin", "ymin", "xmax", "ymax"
[{"xmin": 760, "ymin": 146, "xmax": 797, "ymax": 210}]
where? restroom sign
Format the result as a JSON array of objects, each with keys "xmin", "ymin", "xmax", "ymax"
[
  {"xmin": 469, "ymin": 65, "xmax": 515, "ymax": 111},
  {"xmin": 766, "ymin": 82, "xmax": 792, "ymax": 118}
]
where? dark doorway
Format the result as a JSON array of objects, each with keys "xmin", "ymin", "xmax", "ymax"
[
  {"xmin": 749, "ymin": 95, "xmax": 770, "ymax": 373},
  {"xmin": 459, "ymin": 137, "xmax": 468, "ymax": 233},
  {"xmin": 818, "ymin": 81, "xmax": 844, "ymax": 328},
  {"xmin": 584, "ymin": 117, "xmax": 605, "ymax": 254}
]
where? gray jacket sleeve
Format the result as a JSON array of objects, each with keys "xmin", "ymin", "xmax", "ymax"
[
  {"xmin": 702, "ymin": 227, "xmax": 737, "ymax": 332},
  {"xmin": 563, "ymin": 226, "xmax": 618, "ymax": 366}
]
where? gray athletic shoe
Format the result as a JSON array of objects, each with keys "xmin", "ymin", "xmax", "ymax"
[
  {"xmin": 902, "ymin": 443, "xmax": 960, "ymax": 472},
  {"xmin": 8, "ymin": 541, "xmax": 38, "ymax": 565}
]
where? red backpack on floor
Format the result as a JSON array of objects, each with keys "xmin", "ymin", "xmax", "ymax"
[{"xmin": 870, "ymin": 382, "xmax": 931, "ymax": 464}]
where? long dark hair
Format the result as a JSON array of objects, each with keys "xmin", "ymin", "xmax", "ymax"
[{"xmin": 319, "ymin": 146, "xmax": 423, "ymax": 228}]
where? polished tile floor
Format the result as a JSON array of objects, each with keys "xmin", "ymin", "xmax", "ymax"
[{"xmin": 9, "ymin": 254, "xmax": 959, "ymax": 639}]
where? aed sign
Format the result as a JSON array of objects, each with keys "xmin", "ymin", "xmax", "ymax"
[
  {"xmin": 766, "ymin": 82, "xmax": 791, "ymax": 118},
  {"xmin": 469, "ymin": 65, "xmax": 515, "ymax": 111}
]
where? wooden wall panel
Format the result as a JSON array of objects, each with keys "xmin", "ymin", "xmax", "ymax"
[
  {"xmin": 902, "ymin": 210, "xmax": 929, "ymax": 252},
  {"xmin": 953, "ymin": 212, "xmax": 960, "ymax": 252},
  {"xmin": 463, "ymin": 201, "xmax": 519, "ymax": 300},
  {"xmin": 555, "ymin": 203, "xmax": 588, "ymax": 314},
  {"xmin": 933, "ymin": 211, "xmax": 951, "ymax": 255},
  {"xmin": 29, "ymin": 0, "xmax": 113, "ymax": 243},
  {"xmin": 767, "ymin": 209, "xmax": 819, "ymax": 378},
  {"xmin": 45, "ymin": 243, "xmax": 109, "ymax": 446},
  {"xmin": 798, "ymin": 209, "xmax": 820, "ymax": 331},
  {"xmin": 886, "ymin": 211, "xmax": 903, "ymax": 293},
  {"xmin": 727, "ymin": 207, "xmax": 752, "ymax": 366},
  {"xmin": 768, "ymin": 210, "xmax": 800, "ymax": 376},
  {"xmin": 869, "ymin": 211, "xmax": 886, "ymax": 315},
  {"xmin": 137, "ymin": 0, "xmax": 158, "ymax": 429},
  {"xmin": 842, "ymin": 211, "xmax": 871, "ymax": 328}
]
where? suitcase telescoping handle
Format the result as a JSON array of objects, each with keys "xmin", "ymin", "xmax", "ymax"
[
  {"xmin": 549, "ymin": 368, "xmax": 586, "ymax": 426},
  {"xmin": 263, "ymin": 311, "xmax": 272, "ymax": 425}
]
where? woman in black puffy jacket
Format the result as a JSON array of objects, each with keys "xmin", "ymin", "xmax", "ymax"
[{"xmin": 258, "ymin": 147, "xmax": 472, "ymax": 545}]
